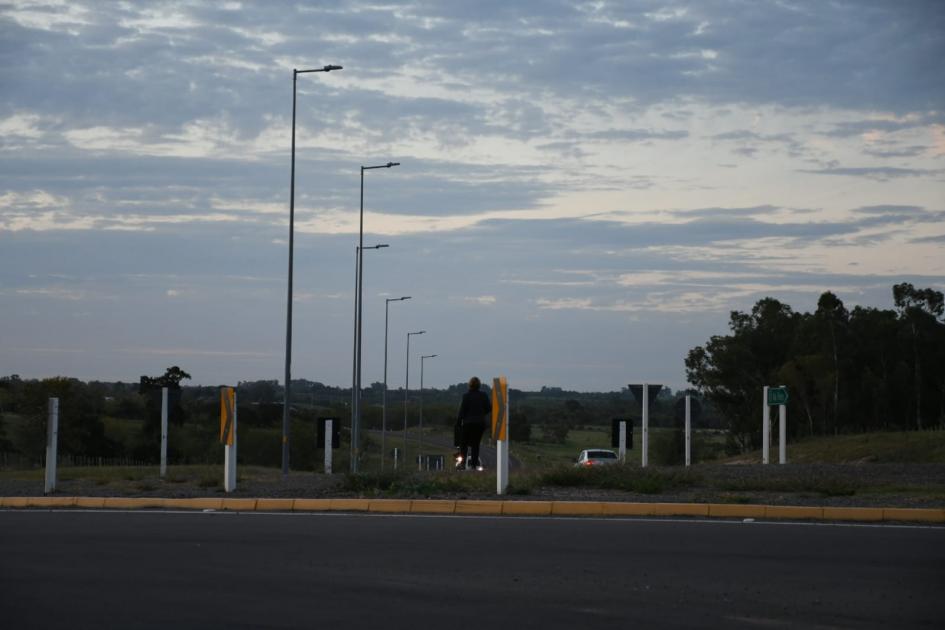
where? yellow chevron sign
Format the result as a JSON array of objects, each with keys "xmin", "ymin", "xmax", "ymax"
[
  {"xmin": 220, "ymin": 387, "xmax": 235, "ymax": 446},
  {"xmin": 491, "ymin": 376, "xmax": 508, "ymax": 441}
]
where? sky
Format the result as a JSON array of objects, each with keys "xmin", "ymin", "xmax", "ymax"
[{"xmin": 1, "ymin": 0, "xmax": 943, "ymax": 393}]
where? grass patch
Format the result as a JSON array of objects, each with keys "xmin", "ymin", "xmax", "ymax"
[
  {"xmin": 712, "ymin": 477, "xmax": 859, "ymax": 497},
  {"xmin": 340, "ymin": 470, "xmax": 496, "ymax": 497},
  {"xmin": 537, "ymin": 464, "xmax": 698, "ymax": 495}
]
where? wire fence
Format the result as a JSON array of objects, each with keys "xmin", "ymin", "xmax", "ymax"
[{"xmin": 0, "ymin": 451, "xmax": 151, "ymax": 470}]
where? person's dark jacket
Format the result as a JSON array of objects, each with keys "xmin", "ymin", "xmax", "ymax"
[{"xmin": 458, "ymin": 389, "xmax": 491, "ymax": 425}]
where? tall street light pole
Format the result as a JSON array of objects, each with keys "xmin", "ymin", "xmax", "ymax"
[
  {"xmin": 350, "ymin": 243, "xmax": 388, "ymax": 473},
  {"xmin": 419, "ymin": 354, "xmax": 437, "ymax": 469},
  {"xmin": 353, "ymin": 162, "xmax": 399, "ymax": 474},
  {"xmin": 382, "ymin": 296, "xmax": 411, "ymax": 470},
  {"xmin": 403, "ymin": 330, "xmax": 425, "ymax": 467},
  {"xmin": 283, "ymin": 64, "xmax": 341, "ymax": 477}
]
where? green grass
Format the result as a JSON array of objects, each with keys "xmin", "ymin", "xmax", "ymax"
[
  {"xmin": 728, "ymin": 430, "xmax": 945, "ymax": 464},
  {"xmin": 536, "ymin": 464, "xmax": 699, "ymax": 495}
]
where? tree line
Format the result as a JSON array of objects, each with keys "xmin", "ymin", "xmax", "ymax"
[{"xmin": 686, "ymin": 283, "xmax": 945, "ymax": 453}]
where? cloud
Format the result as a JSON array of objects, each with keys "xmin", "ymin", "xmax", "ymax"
[
  {"xmin": 463, "ymin": 295, "xmax": 496, "ymax": 306},
  {"xmin": 798, "ymin": 166, "xmax": 942, "ymax": 181}
]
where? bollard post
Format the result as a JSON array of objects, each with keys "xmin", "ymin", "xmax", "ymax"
[
  {"xmin": 762, "ymin": 386, "xmax": 770, "ymax": 465},
  {"xmin": 224, "ymin": 391, "xmax": 237, "ymax": 493},
  {"xmin": 45, "ymin": 398, "xmax": 59, "ymax": 495},
  {"xmin": 618, "ymin": 421, "xmax": 626, "ymax": 463},
  {"xmin": 160, "ymin": 387, "xmax": 168, "ymax": 479},
  {"xmin": 393, "ymin": 447, "xmax": 398, "ymax": 470},
  {"xmin": 641, "ymin": 383, "xmax": 649, "ymax": 468},
  {"xmin": 779, "ymin": 397, "xmax": 787, "ymax": 464},
  {"xmin": 324, "ymin": 419, "xmax": 333, "ymax": 474},
  {"xmin": 685, "ymin": 395, "xmax": 691, "ymax": 468}
]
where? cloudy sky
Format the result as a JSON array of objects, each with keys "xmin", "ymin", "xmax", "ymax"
[{"xmin": 1, "ymin": 1, "xmax": 943, "ymax": 392}]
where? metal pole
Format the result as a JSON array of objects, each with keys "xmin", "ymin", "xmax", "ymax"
[
  {"xmin": 419, "ymin": 355, "xmax": 424, "ymax": 470},
  {"xmin": 403, "ymin": 332, "xmax": 410, "ymax": 464},
  {"xmin": 354, "ymin": 167, "xmax": 365, "ymax": 473},
  {"xmin": 618, "ymin": 421, "xmax": 626, "ymax": 463},
  {"xmin": 224, "ymin": 390, "xmax": 237, "ymax": 493},
  {"xmin": 350, "ymin": 245, "xmax": 359, "ymax": 472},
  {"xmin": 382, "ymin": 298, "xmax": 390, "ymax": 470},
  {"xmin": 762, "ymin": 386, "xmax": 770, "ymax": 464},
  {"xmin": 779, "ymin": 387, "xmax": 787, "ymax": 464},
  {"xmin": 325, "ymin": 419, "xmax": 333, "ymax": 474},
  {"xmin": 642, "ymin": 382, "xmax": 649, "ymax": 468},
  {"xmin": 282, "ymin": 69, "xmax": 298, "ymax": 477},
  {"xmin": 281, "ymin": 64, "xmax": 342, "ymax": 478},
  {"xmin": 160, "ymin": 387, "xmax": 168, "ymax": 478}
]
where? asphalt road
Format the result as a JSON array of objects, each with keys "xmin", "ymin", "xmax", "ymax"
[{"xmin": 1, "ymin": 510, "xmax": 942, "ymax": 629}]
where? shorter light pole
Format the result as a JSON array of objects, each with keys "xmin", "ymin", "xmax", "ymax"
[
  {"xmin": 419, "ymin": 354, "xmax": 437, "ymax": 469},
  {"xmin": 382, "ymin": 296, "xmax": 411, "ymax": 470},
  {"xmin": 351, "ymin": 243, "xmax": 388, "ymax": 473},
  {"xmin": 403, "ymin": 330, "xmax": 425, "ymax": 468}
]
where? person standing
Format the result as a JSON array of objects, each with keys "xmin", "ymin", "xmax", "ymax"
[{"xmin": 456, "ymin": 376, "xmax": 491, "ymax": 470}]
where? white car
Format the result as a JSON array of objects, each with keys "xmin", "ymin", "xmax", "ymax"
[{"xmin": 575, "ymin": 449, "xmax": 619, "ymax": 467}]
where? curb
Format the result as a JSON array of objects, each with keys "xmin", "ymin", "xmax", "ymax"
[{"xmin": 1, "ymin": 497, "xmax": 943, "ymax": 523}]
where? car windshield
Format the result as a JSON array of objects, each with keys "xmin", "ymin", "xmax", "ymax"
[{"xmin": 588, "ymin": 451, "xmax": 617, "ymax": 459}]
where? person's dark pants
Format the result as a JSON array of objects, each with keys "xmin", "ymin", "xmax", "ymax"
[{"xmin": 460, "ymin": 420, "xmax": 486, "ymax": 468}]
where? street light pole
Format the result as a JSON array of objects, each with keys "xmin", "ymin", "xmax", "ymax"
[
  {"xmin": 350, "ymin": 243, "xmax": 388, "ymax": 473},
  {"xmin": 283, "ymin": 64, "xmax": 341, "ymax": 477},
  {"xmin": 353, "ymin": 162, "xmax": 399, "ymax": 474},
  {"xmin": 383, "ymin": 296, "xmax": 411, "ymax": 470},
  {"xmin": 419, "ymin": 354, "xmax": 437, "ymax": 469},
  {"xmin": 403, "ymin": 330, "xmax": 425, "ymax": 468}
]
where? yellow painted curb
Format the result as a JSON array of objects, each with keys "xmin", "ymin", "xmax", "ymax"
[
  {"xmin": 163, "ymin": 498, "xmax": 224, "ymax": 510},
  {"xmin": 102, "ymin": 497, "xmax": 166, "ymax": 510},
  {"xmin": 292, "ymin": 499, "xmax": 332, "ymax": 511},
  {"xmin": 368, "ymin": 499, "xmax": 412, "ymax": 513},
  {"xmin": 764, "ymin": 505, "xmax": 824, "ymax": 520},
  {"xmin": 2, "ymin": 497, "xmax": 30, "ymax": 507},
  {"xmin": 601, "ymin": 503, "xmax": 649, "ymax": 517},
  {"xmin": 75, "ymin": 497, "xmax": 106, "ymax": 509},
  {"xmin": 409, "ymin": 500, "xmax": 456, "ymax": 514},
  {"xmin": 221, "ymin": 498, "xmax": 257, "ymax": 511},
  {"xmin": 708, "ymin": 503, "xmax": 767, "ymax": 518},
  {"xmin": 882, "ymin": 508, "xmax": 945, "ymax": 523},
  {"xmin": 455, "ymin": 500, "xmax": 503, "ymax": 515},
  {"xmin": 501, "ymin": 501, "xmax": 553, "ymax": 516},
  {"xmin": 27, "ymin": 496, "xmax": 76, "ymax": 508},
  {"xmin": 255, "ymin": 498, "xmax": 295, "ymax": 511},
  {"xmin": 552, "ymin": 501, "xmax": 605, "ymax": 516},
  {"xmin": 823, "ymin": 507, "xmax": 884, "ymax": 522},
  {"xmin": 328, "ymin": 498, "xmax": 369, "ymax": 512}
]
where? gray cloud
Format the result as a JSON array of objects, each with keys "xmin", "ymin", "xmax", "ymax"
[{"xmin": 798, "ymin": 166, "xmax": 942, "ymax": 181}]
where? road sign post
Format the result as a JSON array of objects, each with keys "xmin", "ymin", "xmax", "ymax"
[
  {"xmin": 220, "ymin": 387, "xmax": 237, "ymax": 492},
  {"xmin": 492, "ymin": 376, "xmax": 509, "ymax": 495},
  {"xmin": 763, "ymin": 386, "xmax": 788, "ymax": 465},
  {"xmin": 44, "ymin": 397, "xmax": 58, "ymax": 495},
  {"xmin": 762, "ymin": 386, "xmax": 770, "ymax": 464},
  {"xmin": 324, "ymin": 419, "xmax": 333, "ymax": 474}
]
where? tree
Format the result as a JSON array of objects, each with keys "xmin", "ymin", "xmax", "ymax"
[{"xmin": 893, "ymin": 283, "xmax": 945, "ymax": 429}]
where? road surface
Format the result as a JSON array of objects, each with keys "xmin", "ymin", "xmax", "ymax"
[{"xmin": 1, "ymin": 510, "xmax": 942, "ymax": 628}]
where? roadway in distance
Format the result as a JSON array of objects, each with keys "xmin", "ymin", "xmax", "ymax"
[{"xmin": 0, "ymin": 510, "xmax": 942, "ymax": 629}]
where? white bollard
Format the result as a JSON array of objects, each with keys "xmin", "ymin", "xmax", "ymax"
[
  {"xmin": 324, "ymin": 419, "xmax": 333, "ymax": 474},
  {"xmin": 762, "ymin": 386, "xmax": 770, "ymax": 465},
  {"xmin": 641, "ymin": 383, "xmax": 649, "ymax": 468},
  {"xmin": 497, "ymin": 439, "xmax": 509, "ymax": 495},
  {"xmin": 160, "ymin": 387, "xmax": 168, "ymax": 479},
  {"xmin": 685, "ymin": 395, "xmax": 691, "ymax": 468},
  {"xmin": 45, "ymin": 398, "xmax": 59, "ymax": 495},
  {"xmin": 618, "ymin": 421, "xmax": 627, "ymax": 463},
  {"xmin": 393, "ymin": 448, "xmax": 398, "ymax": 470},
  {"xmin": 224, "ymin": 392, "xmax": 237, "ymax": 493},
  {"xmin": 779, "ymin": 401, "xmax": 787, "ymax": 464}
]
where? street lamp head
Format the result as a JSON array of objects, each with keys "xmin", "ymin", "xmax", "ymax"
[
  {"xmin": 422, "ymin": 354, "xmax": 437, "ymax": 359},
  {"xmin": 386, "ymin": 162, "xmax": 400, "ymax": 168},
  {"xmin": 409, "ymin": 330, "xmax": 425, "ymax": 336},
  {"xmin": 376, "ymin": 244, "xmax": 390, "ymax": 249},
  {"xmin": 323, "ymin": 65, "xmax": 343, "ymax": 71},
  {"xmin": 400, "ymin": 296, "xmax": 411, "ymax": 301}
]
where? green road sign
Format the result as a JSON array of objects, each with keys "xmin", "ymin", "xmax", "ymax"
[{"xmin": 767, "ymin": 387, "xmax": 789, "ymax": 406}]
